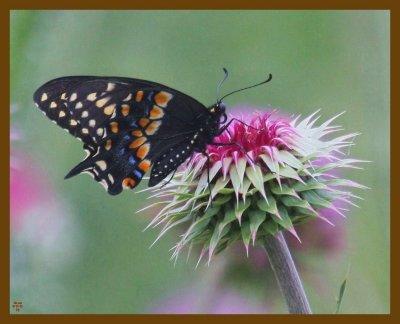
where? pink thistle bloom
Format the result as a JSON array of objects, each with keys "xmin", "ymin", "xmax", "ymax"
[
  {"xmin": 206, "ymin": 111, "xmax": 296, "ymax": 166},
  {"xmin": 143, "ymin": 108, "xmax": 368, "ymax": 264}
]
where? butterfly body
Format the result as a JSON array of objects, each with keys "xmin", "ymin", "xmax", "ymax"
[{"xmin": 33, "ymin": 76, "xmax": 227, "ymax": 195}]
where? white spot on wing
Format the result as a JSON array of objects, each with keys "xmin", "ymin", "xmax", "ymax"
[
  {"xmin": 87, "ymin": 93, "xmax": 97, "ymax": 101},
  {"xmin": 99, "ymin": 179, "xmax": 109, "ymax": 190},
  {"xmin": 108, "ymin": 174, "xmax": 114, "ymax": 184},
  {"xmin": 123, "ymin": 93, "xmax": 132, "ymax": 102},
  {"xmin": 69, "ymin": 93, "xmax": 77, "ymax": 101},
  {"xmin": 106, "ymin": 83, "xmax": 116, "ymax": 91},
  {"xmin": 96, "ymin": 160, "xmax": 107, "ymax": 171}
]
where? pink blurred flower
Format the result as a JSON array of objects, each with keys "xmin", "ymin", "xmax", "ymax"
[
  {"xmin": 10, "ymin": 152, "xmax": 51, "ymax": 230},
  {"xmin": 152, "ymin": 287, "xmax": 267, "ymax": 314}
]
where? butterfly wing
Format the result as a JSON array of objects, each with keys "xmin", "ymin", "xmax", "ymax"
[
  {"xmin": 34, "ymin": 76, "xmax": 208, "ymax": 194},
  {"xmin": 148, "ymin": 137, "xmax": 196, "ymax": 187}
]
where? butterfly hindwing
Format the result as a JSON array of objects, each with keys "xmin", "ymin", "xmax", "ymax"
[
  {"xmin": 65, "ymin": 129, "xmax": 151, "ymax": 195},
  {"xmin": 34, "ymin": 76, "xmax": 211, "ymax": 194},
  {"xmin": 149, "ymin": 137, "xmax": 197, "ymax": 187}
]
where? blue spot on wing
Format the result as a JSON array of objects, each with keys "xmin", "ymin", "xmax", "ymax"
[
  {"xmin": 134, "ymin": 170, "xmax": 142, "ymax": 179},
  {"xmin": 129, "ymin": 156, "xmax": 137, "ymax": 165}
]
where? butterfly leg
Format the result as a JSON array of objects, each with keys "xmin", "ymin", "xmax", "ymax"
[
  {"xmin": 217, "ymin": 118, "xmax": 259, "ymax": 135},
  {"xmin": 159, "ymin": 168, "xmax": 178, "ymax": 189},
  {"xmin": 201, "ymin": 151, "xmax": 213, "ymax": 205},
  {"xmin": 210, "ymin": 139, "xmax": 256, "ymax": 164}
]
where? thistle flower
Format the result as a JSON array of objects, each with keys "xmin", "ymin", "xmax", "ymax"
[{"xmin": 143, "ymin": 109, "xmax": 368, "ymax": 265}]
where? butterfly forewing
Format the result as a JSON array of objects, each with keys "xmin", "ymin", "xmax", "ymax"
[{"xmin": 34, "ymin": 76, "xmax": 210, "ymax": 194}]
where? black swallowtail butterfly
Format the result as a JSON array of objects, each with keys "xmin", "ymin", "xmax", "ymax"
[{"xmin": 33, "ymin": 70, "xmax": 272, "ymax": 195}]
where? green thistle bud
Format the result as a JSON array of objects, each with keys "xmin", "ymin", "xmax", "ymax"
[{"xmin": 141, "ymin": 110, "xmax": 368, "ymax": 265}]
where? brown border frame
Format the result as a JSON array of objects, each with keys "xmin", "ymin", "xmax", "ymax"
[{"xmin": 3, "ymin": 0, "xmax": 397, "ymax": 321}]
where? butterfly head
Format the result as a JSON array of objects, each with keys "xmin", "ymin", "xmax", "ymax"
[
  {"xmin": 209, "ymin": 101, "xmax": 228, "ymax": 124},
  {"xmin": 213, "ymin": 69, "xmax": 273, "ymax": 125}
]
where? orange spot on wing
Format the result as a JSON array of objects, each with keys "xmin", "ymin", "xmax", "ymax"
[
  {"xmin": 122, "ymin": 177, "xmax": 136, "ymax": 189},
  {"xmin": 131, "ymin": 130, "xmax": 143, "ymax": 137},
  {"xmin": 149, "ymin": 106, "xmax": 164, "ymax": 119},
  {"xmin": 110, "ymin": 122, "xmax": 119, "ymax": 133},
  {"xmin": 137, "ymin": 143, "xmax": 150, "ymax": 159},
  {"xmin": 138, "ymin": 159, "xmax": 151, "ymax": 172},
  {"xmin": 154, "ymin": 91, "xmax": 172, "ymax": 108},
  {"xmin": 121, "ymin": 104, "xmax": 130, "ymax": 116},
  {"xmin": 139, "ymin": 118, "xmax": 150, "ymax": 128},
  {"xmin": 145, "ymin": 121, "xmax": 161, "ymax": 135},
  {"xmin": 129, "ymin": 137, "xmax": 146, "ymax": 149},
  {"xmin": 135, "ymin": 90, "xmax": 144, "ymax": 102}
]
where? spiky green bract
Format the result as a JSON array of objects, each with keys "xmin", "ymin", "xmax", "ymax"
[{"xmin": 141, "ymin": 111, "xmax": 368, "ymax": 265}]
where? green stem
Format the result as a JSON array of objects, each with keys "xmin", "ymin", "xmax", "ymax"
[{"xmin": 263, "ymin": 232, "xmax": 312, "ymax": 314}]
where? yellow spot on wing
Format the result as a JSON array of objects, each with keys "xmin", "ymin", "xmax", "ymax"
[
  {"xmin": 61, "ymin": 93, "xmax": 67, "ymax": 100},
  {"xmin": 149, "ymin": 106, "xmax": 164, "ymax": 119},
  {"xmin": 154, "ymin": 91, "xmax": 172, "ymax": 107},
  {"xmin": 110, "ymin": 122, "xmax": 118, "ymax": 133},
  {"xmin": 145, "ymin": 121, "xmax": 161, "ymax": 135},
  {"xmin": 59, "ymin": 111, "xmax": 66, "ymax": 118},
  {"xmin": 96, "ymin": 97, "xmax": 111, "ymax": 108},
  {"xmin": 70, "ymin": 119, "xmax": 78, "ymax": 126},
  {"xmin": 50, "ymin": 101, "xmax": 57, "ymax": 108},
  {"xmin": 41, "ymin": 93, "xmax": 48, "ymax": 102},
  {"xmin": 81, "ymin": 128, "xmax": 89, "ymax": 134},
  {"xmin": 104, "ymin": 104, "xmax": 116, "ymax": 116}
]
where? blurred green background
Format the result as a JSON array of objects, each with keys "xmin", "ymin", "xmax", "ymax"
[{"xmin": 10, "ymin": 10, "xmax": 389, "ymax": 314}]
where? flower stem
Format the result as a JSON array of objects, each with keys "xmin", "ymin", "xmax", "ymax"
[{"xmin": 263, "ymin": 232, "xmax": 312, "ymax": 314}]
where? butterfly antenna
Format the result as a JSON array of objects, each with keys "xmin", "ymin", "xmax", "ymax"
[
  {"xmin": 216, "ymin": 68, "xmax": 229, "ymax": 102},
  {"xmin": 219, "ymin": 73, "xmax": 273, "ymax": 102}
]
